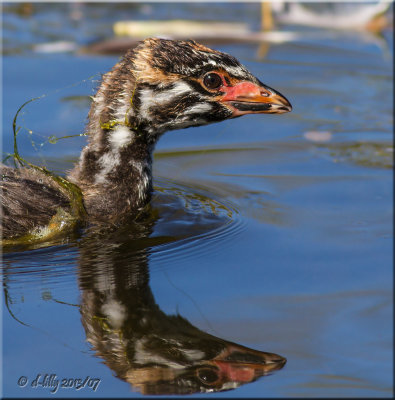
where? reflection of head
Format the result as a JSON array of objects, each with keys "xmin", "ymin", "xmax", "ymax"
[
  {"xmin": 123, "ymin": 342, "xmax": 286, "ymax": 395},
  {"xmin": 78, "ymin": 224, "xmax": 286, "ymax": 395}
]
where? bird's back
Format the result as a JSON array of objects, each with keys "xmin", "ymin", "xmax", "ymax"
[{"xmin": 1, "ymin": 165, "xmax": 71, "ymax": 239}]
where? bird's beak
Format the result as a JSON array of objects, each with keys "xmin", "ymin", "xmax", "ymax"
[
  {"xmin": 211, "ymin": 344, "xmax": 286, "ymax": 383},
  {"xmin": 220, "ymin": 81, "xmax": 292, "ymax": 117}
]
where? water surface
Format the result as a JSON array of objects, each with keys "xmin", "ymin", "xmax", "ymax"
[{"xmin": 2, "ymin": 3, "xmax": 393, "ymax": 398}]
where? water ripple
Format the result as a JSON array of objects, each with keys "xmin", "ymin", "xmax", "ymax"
[{"xmin": 2, "ymin": 178, "xmax": 245, "ymax": 285}]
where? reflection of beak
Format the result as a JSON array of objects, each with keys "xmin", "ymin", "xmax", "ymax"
[
  {"xmin": 220, "ymin": 81, "xmax": 292, "ymax": 117},
  {"xmin": 212, "ymin": 344, "xmax": 286, "ymax": 383}
]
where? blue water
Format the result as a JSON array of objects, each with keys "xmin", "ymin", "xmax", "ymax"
[{"xmin": 2, "ymin": 3, "xmax": 393, "ymax": 398}]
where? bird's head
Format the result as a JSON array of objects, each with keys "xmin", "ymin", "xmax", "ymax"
[
  {"xmin": 73, "ymin": 38, "xmax": 291, "ymax": 210},
  {"xmin": 94, "ymin": 38, "xmax": 292, "ymax": 143}
]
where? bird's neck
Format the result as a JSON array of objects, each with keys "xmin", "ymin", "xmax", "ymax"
[
  {"xmin": 68, "ymin": 53, "xmax": 156, "ymax": 218},
  {"xmin": 70, "ymin": 132, "xmax": 154, "ymax": 218}
]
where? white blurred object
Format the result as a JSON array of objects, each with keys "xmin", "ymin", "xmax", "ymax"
[
  {"xmin": 271, "ymin": 1, "xmax": 392, "ymax": 31},
  {"xmin": 114, "ymin": 20, "xmax": 249, "ymax": 37},
  {"xmin": 33, "ymin": 41, "xmax": 77, "ymax": 53},
  {"xmin": 304, "ymin": 131, "xmax": 333, "ymax": 143},
  {"xmin": 113, "ymin": 20, "xmax": 302, "ymax": 44}
]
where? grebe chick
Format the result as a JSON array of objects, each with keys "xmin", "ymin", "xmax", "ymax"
[{"xmin": 1, "ymin": 38, "xmax": 291, "ymax": 240}]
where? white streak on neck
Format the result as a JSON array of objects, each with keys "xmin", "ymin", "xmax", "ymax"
[
  {"xmin": 114, "ymin": 89, "xmax": 132, "ymax": 121},
  {"xmin": 130, "ymin": 160, "xmax": 151, "ymax": 203},
  {"xmin": 95, "ymin": 152, "xmax": 121, "ymax": 184},
  {"xmin": 108, "ymin": 125, "xmax": 134, "ymax": 150},
  {"xmin": 94, "ymin": 125, "xmax": 136, "ymax": 184},
  {"xmin": 138, "ymin": 88, "xmax": 154, "ymax": 121},
  {"xmin": 101, "ymin": 299, "xmax": 127, "ymax": 329}
]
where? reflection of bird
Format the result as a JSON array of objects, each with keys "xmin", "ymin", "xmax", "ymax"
[
  {"xmin": 1, "ymin": 38, "xmax": 291, "ymax": 241},
  {"xmin": 78, "ymin": 224, "xmax": 286, "ymax": 395}
]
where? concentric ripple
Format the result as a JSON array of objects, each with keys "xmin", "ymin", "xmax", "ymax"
[{"xmin": 148, "ymin": 177, "xmax": 246, "ymax": 267}]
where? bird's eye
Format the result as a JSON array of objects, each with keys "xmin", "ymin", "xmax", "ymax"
[
  {"xmin": 196, "ymin": 367, "xmax": 220, "ymax": 385},
  {"xmin": 203, "ymin": 73, "xmax": 223, "ymax": 90}
]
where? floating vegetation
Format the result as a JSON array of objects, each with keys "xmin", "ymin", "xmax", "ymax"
[
  {"xmin": 47, "ymin": 132, "xmax": 86, "ymax": 145},
  {"xmin": 325, "ymin": 141, "xmax": 393, "ymax": 169},
  {"xmin": 3, "ymin": 75, "xmax": 97, "ymax": 164},
  {"xmin": 2, "ymin": 96, "xmax": 87, "ymax": 246},
  {"xmin": 60, "ymin": 95, "xmax": 92, "ymax": 108}
]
